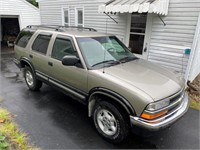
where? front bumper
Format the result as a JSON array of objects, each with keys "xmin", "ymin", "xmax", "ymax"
[{"xmin": 130, "ymin": 93, "xmax": 189, "ymax": 131}]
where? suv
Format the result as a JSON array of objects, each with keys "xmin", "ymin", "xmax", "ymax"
[{"xmin": 14, "ymin": 25, "xmax": 189, "ymax": 143}]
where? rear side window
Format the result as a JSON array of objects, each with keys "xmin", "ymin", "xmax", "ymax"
[
  {"xmin": 32, "ymin": 34, "xmax": 52, "ymax": 54},
  {"xmin": 15, "ymin": 30, "xmax": 34, "ymax": 48},
  {"xmin": 51, "ymin": 38, "xmax": 77, "ymax": 61}
]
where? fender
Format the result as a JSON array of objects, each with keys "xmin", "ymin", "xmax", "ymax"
[
  {"xmin": 20, "ymin": 57, "xmax": 35, "ymax": 72},
  {"xmin": 88, "ymin": 87, "xmax": 135, "ymax": 117}
]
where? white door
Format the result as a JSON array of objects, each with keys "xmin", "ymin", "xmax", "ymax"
[{"xmin": 128, "ymin": 13, "xmax": 152, "ymax": 59}]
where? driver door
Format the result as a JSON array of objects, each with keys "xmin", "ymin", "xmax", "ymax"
[{"xmin": 47, "ymin": 34, "xmax": 88, "ymax": 98}]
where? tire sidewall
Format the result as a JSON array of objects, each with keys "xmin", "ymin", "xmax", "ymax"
[
  {"xmin": 24, "ymin": 66, "xmax": 37, "ymax": 90},
  {"xmin": 93, "ymin": 101, "xmax": 128, "ymax": 143}
]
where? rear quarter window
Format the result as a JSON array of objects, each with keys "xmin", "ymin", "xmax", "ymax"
[
  {"xmin": 15, "ymin": 30, "xmax": 34, "ymax": 48},
  {"xmin": 32, "ymin": 34, "xmax": 52, "ymax": 54}
]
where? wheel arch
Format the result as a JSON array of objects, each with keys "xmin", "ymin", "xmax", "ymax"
[
  {"xmin": 88, "ymin": 88, "xmax": 135, "ymax": 117},
  {"xmin": 20, "ymin": 57, "xmax": 35, "ymax": 72}
]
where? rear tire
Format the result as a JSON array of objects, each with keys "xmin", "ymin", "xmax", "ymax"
[
  {"xmin": 93, "ymin": 101, "xmax": 129, "ymax": 143},
  {"xmin": 24, "ymin": 66, "xmax": 42, "ymax": 91}
]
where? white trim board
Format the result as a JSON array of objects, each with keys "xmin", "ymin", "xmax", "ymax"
[{"xmin": 185, "ymin": 13, "xmax": 200, "ymax": 81}]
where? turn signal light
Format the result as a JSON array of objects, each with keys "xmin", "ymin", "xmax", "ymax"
[{"xmin": 141, "ymin": 110, "xmax": 168, "ymax": 120}]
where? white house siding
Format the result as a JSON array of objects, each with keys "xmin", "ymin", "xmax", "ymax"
[
  {"xmin": 148, "ymin": 0, "xmax": 200, "ymax": 74},
  {"xmin": 189, "ymin": 31, "xmax": 200, "ymax": 81},
  {"xmin": 38, "ymin": 0, "xmax": 200, "ymax": 79},
  {"xmin": 0, "ymin": 0, "xmax": 41, "ymax": 29},
  {"xmin": 38, "ymin": 0, "xmax": 128, "ymax": 42},
  {"xmin": 187, "ymin": 13, "xmax": 200, "ymax": 81}
]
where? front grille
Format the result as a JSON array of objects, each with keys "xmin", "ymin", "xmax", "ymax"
[
  {"xmin": 170, "ymin": 91, "xmax": 183, "ymax": 104},
  {"xmin": 168, "ymin": 90, "xmax": 184, "ymax": 114}
]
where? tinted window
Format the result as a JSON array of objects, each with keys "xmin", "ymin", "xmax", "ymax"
[
  {"xmin": 15, "ymin": 30, "xmax": 34, "ymax": 48},
  {"xmin": 52, "ymin": 38, "xmax": 77, "ymax": 61},
  {"xmin": 32, "ymin": 34, "xmax": 52, "ymax": 54}
]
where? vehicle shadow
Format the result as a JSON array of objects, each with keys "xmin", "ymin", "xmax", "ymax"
[{"xmin": 30, "ymin": 85, "xmax": 160, "ymax": 149}]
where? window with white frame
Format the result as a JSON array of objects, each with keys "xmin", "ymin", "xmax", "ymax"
[
  {"xmin": 75, "ymin": 8, "xmax": 84, "ymax": 27},
  {"xmin": 63, "ymin": 8, "xmax": 69, "ymax": 26}
]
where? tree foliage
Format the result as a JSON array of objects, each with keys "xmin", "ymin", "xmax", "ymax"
[{"xmin": 26, "ymin": 0, "xmax": 38, "ymax": 7}]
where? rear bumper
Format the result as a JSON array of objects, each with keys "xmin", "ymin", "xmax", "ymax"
[{"xmin": 130, "ymin": 93, "xmax": 189, "ymax": 131}]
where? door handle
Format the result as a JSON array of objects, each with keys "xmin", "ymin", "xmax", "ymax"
[
  {"xmin": 29, "ymin": 54, "xmax": 33, "ymax": 58},
  {"xmin": 48, "ymin": 61, "xmax": 53, "ymax": 66}
]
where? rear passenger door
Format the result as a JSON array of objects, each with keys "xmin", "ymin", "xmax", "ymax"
[
  {"xmin": 48, "ymin": 34, "xmax": 88, "ymax": 96},
  {"xmin": 30, "ymin": 32, "xmax": 52, "ymax": 79}
]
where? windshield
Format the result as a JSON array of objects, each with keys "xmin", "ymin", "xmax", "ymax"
[{"xmin": 77, "ymin": 36, "xmax": 137, "ymax": 69}]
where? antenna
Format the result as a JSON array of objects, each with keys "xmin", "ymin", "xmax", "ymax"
[{"xmin": 102, "ymin": 12, "xmax": 118, "ymax": 74}]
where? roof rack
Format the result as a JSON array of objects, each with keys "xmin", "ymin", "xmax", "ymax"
[
  {"xmin": 27, "ymin": 25, "xmax": 97, "ymax": 32},
  {"xmin": 27, "ymin": 25, "xmax": 62, "ymax": 31},
  {"xmin": 63, "ymin": 26, "xmax": 97, "ymax": 32}
]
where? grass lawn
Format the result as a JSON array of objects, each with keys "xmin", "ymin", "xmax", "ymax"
[
  {"xmin": 188, "ymin": 74, "xmax": 200, "ymax": 111},
  {"xmin": 189, "ymin": 95, "xmax": 200, "ymax": 111},
  {"xmin": 0, "ymin": 107, "xmax": 39, "ymax": 150}
]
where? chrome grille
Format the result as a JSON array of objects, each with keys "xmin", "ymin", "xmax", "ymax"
[{"xmin": 168, "ymin": 90, "xmax": 185, "ymax": 113}]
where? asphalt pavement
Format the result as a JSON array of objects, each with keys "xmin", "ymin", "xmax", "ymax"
[{"xmin": 0, "ymin": 52, "xmax": 199, "ymax": 149}]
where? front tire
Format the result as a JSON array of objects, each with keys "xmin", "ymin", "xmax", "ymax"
[
  {"xmin": 24, "ymin": 66, "xmax": 42, "ymax": 91},
  {"xmin": 93, "ymin": 101, "xmax": 129, "ymax": 143}
]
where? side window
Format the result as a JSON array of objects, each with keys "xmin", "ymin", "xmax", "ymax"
[
  {"xmin": 63, "ymin": 8, "xmax": 70, "ymax": 26},
  {"xmin": 32, "ymin": 34, "xmax": 52, "ymax": 54},
  {"xmin": 15, "ymin": 30, "xmax": 34, "ymax": 48},
  {"xmin": 51, "ymin": 38, "xmax": 77, "ymax": 61},
  {"xmin": 75, "ymin": 8, "xmax": 84, "ymax": 27}
]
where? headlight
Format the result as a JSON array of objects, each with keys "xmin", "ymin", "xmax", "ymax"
[
  {"xmin": 141, "ymin": 99, "xmax": 170, "ymax": 120},
  {"xmin": 146, "ymin": 99, "xmax": 170, "ymax": 111}
]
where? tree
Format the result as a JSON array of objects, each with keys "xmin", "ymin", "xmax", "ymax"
[{"xmin": 26, "ymin": 0, "xmax": 38, "ymax": 7}]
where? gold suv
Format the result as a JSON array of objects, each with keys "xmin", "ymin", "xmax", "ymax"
[{"xmin": 14, "ymin": 25, "xmax": 189, "ymax": 143}]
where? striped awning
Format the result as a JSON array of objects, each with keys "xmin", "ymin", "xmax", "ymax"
[{"xmin": 98, "ymin": 0, "xmax": 170, "ymax": 15}]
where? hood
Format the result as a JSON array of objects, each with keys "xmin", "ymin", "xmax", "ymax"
[{"xmin": 103, "ymin": 59, "xmax": 184, "ymax": 101}]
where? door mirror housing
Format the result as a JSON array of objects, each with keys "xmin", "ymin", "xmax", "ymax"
[{"xmin": 62, "ymin": 55, "xmax": 80, "ymax": 66}]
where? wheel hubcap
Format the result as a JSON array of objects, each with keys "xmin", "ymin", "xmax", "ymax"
[
  {"xmin": 25, "ymin": 71, "xmax": 33, "ymax": 87},
  {"xmin": 97, "ymin": 109, "xmax": 117, "ymax": 136}
]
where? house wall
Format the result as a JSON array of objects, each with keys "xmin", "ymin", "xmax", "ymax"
[
  {"xmin": 148, "ymin": 0, "xmax": 200, "ymax": 75},
  {"xmin": 187, "ymin": 13, "xmax": 200, "ymax": 81},
  {"xmin": 38, "ymin": 0, "xmax": 200, "ymax": 78},
  {"xmin": 189, "ymin": 31, "xmax": 200, "ymax": 81},
  {"xmin": 38, "ymin": 0, "xmax": 128, "ymax": 43},
  {"xmin": 0, "ymin": 0, "xmax": 41, "ymax": 29}
]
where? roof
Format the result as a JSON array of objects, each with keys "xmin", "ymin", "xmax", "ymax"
[{"xmin": 98, "ymin": 0, "xmax": 170, "ymax": 15}]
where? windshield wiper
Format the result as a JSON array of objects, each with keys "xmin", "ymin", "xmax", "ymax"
[
  {"xmin": 92, "ymin": 60, "xmax": 120, "ymax": 67},
  {"xmin": 119, "ymin": 56, "xmax": 138, "ymax": 63}
]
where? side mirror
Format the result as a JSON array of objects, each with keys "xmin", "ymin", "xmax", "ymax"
[{"xmin": 62, "ymin": 55, "xmax": 80, "ymax": 66}]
